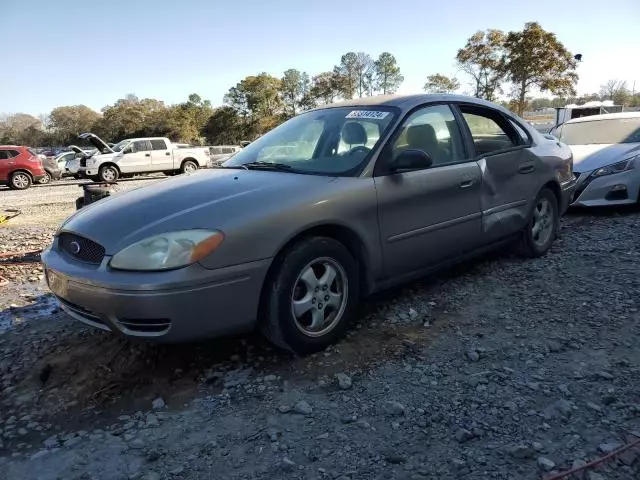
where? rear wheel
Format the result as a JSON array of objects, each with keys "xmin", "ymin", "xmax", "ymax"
[
  {"xmin": 517, "ymin": 188, "xmax": 558, "ymax": 257},
  {"xmin": 39, "ymin": 170, "xmax": 52, "ymax": 184},
  {"xmin": 260, "ymin": 237, "xmax": 359, "ymax": 354},
  {"xmin": 98, "ymin": 165, "xmax": 119, "ymax": 183},
  {"xmin": 9, "ymin": 172, "xmax": 32, "ymax": 190},
  {"xmin": 181, "ymin": 160, "xmax": 198, "ymax": 174}
]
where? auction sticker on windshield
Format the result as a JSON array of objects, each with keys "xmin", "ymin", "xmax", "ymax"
[{"xmin": 345, "ymin": 110, "xmax": 390, "ymax": 120}]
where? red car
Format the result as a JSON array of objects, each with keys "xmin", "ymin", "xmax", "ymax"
[{"xmin": 0, "ymin": 146, "xmax": 46, "ymax": 190}]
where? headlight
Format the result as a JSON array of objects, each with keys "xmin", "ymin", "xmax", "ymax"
[
  {"xmin": 110, "ymin": 230, "xmax": 224, "ymax": 271},
  {"xmin": 592, "ymin": 156, "xmax": 636, "ymax": 177}
]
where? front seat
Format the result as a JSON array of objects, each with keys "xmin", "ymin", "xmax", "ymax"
[
  {"xmin": 406, "ymin": 124, "xmax": 448, "ymax": 165},
  {"xmin": 341, "ymin": 122, "xmax": 368, "ymax": 149}
]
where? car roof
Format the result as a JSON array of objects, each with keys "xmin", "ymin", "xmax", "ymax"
[
  {"xmin": 0, "ymin": 145, "xmax": 24, "ymax": 149},
  {"xmin": 315, "ymin": 93, "xmax": 512, "ymax": 115},
  {"xmin": 566, "ymin": 111, "xmax": 640, "ymax": 124}
]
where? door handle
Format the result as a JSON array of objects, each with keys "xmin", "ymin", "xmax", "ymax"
[
  {"xmin": 165, "ymin": 152, "xmax": 170, "ymax": 156},
  {"xmin": 459, "ymin": 179, "xmax": 475, "ymax": 189},
  {"xmin": 145, "ymin": 153, "xmax": 151, "ymax": 157},
  {"xmin": 518, "ymin": 165, "xmax": 535, "ymax": 174}
]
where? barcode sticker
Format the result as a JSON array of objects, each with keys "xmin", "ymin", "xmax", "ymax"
[{"xmin": 345, "ymin": 110, "xmax": 390, "ymax": 120}]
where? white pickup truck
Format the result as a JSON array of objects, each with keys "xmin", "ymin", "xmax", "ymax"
[{"xmin": 77, "ymin": 133, "xmax": 210, "ymax": 182}]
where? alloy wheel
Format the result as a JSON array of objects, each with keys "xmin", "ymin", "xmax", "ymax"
[
  {"xmin": 531, "ymin": 197, "xmax": 554, "ymax": 247},
  {"xmin": 290, "ymin": 257, "xmax": 348, "ymax": 338}
]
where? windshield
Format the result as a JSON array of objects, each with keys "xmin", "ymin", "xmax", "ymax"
[
  {"xmin": 223, "ymin": 107, "xmax": 399, "ymax": 175},
  {"xmin": 559, "ymin": 117, "xmax": 640, "ymax": 145},
  {"xmin": 112, "ymin": 140, "xmax": 131, "ymax": 152}
]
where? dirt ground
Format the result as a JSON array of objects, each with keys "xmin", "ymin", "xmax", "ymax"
[{"xmin": 1, "ymin": 180, "xmax": 640, "ymax": 480}]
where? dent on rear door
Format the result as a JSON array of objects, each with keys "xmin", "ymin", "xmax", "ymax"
[{"xmin": 477, "ymin": 149, "xmax": 536, "ymax": 241}]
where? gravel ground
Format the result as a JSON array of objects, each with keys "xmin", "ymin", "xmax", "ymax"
[{"xmin": 1, "ymin": 183, "xmax": 640, "ymax": 480}]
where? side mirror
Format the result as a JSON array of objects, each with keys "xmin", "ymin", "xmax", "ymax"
[{"xmin": 390, "ymin": 149, "xmax": 433, "ymax": 172}]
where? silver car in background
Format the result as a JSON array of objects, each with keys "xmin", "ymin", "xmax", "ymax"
[
  {"xmin": 554, "ymin": 112, "xmax": 640, "ymax": 206},
  {"xmin": 42, "ymin": 94, "xmax": 575, "ymax": 354}
]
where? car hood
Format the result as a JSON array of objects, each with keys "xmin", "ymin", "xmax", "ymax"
[
  {"xmin": 78, "ymin": 133, "xmax": 114, "ymax": 154},
  {"xmin": 570, "ymin": 143, "xmax": 640, "ymax": 172},
  {"xmin": 60, "ymin": 169, "xmax": 336, "ymax": 254}
]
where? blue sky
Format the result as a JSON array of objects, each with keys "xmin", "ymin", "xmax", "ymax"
[{"xmin": 2, "ymin": 0, "xmax": 639, "ymax": 115}]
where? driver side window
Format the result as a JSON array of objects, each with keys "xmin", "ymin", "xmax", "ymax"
[{"xmin": 393, "ymin": 104, "xmax": 465, "ymax": 167}]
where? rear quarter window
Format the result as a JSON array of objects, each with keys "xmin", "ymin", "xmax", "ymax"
[{"xmin": 150, "ymin": 139, "xmax": 168, "ymax": 150}]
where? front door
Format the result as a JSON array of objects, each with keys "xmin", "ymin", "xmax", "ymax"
[
  {"xmin": 457, "ymin": 104, "xmax": 544, "ymax": 241},
  {"xmin": 121, "ymin": 140, "xmax": 153, "ymax": 173},
  {"xmin": 374, "ymin": 104, "xmax": 483, "ymax": 279},
  {"xmin": 150, "ymin": 139, "xmax": 173, "ymax": 170}
]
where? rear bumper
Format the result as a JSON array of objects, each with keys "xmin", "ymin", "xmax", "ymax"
[
  {"xmin": 33, "ymin": 174, "xmax": 45, "ymax": 182},
  {"xmin": 42, "ymin": 245, "xmax": 272, "ymax": 343}
]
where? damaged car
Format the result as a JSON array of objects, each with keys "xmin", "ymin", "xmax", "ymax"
[
  {"xmin": 555, "ymin": 112, "xmax": 640, "ymax": 206},
  {"xmin": 42, "ymin": 94, "xmax": 575, "ymax": 353}
]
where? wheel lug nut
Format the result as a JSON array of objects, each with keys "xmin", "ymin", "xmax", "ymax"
[
  {"xmin": 323, "ymin": 285, "xmax": 328, "ymax": 291},
  {"xmin": 324, "ymin": 295, "xmax": 329, "ymax": 301},
  {"xmin": 318, "ymin": 303, "xmax": 323, "ymax": 309},
  {"xmin": 312, "ymin": 298, "xmax": 316, "ymax": 303}
]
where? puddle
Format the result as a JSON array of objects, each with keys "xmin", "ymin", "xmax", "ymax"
[{"xmin": 0, "ymin": 291, "xmax": 58, "ymax": 334}]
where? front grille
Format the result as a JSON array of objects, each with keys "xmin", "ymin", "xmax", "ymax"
[
  {"xmin": 116, "ymin": 318, "xmax": 172, "ymax": 334},
  {"xmin": 80, "ymin": 158, "xmax": 87, "ymax": 167},
  {"xmin": 58, "ymin": 233, "xmax": 106, "ymax": 264},
  {"xmin": 57, "ymin": 297, "xmax": 110, "ymax": 329}
]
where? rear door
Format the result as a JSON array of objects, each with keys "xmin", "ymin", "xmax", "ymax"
[
  {"xmin": 456, "ymin": 104, "xmax": 543, "ymax": 242},
  {"xmin": 0, "ymin": 149, "xmax": 10, "ymax": 181},
  {"xmin": 374, "ymin": 103, "xmax": 483, "ymax": 279},
  {"xmin": 150, "ymin": 139, "xmax": 172, "ymax": 170},
  {"xmin": 121, "ymin": 140, "xmax": 153, "ymax": 173}
]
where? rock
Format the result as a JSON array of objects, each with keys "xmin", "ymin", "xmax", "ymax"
[
  {"xmin": 454, "ymin": 428, "xmax": 475, "ymax": 443},
  {"xmin": 169, "ymin": 466, "xmax": 184, "ymax": 476},
  {"xmin": 335, "ymin": 373, "xmax": 352, "ymax": 390},
  {"xmin": 586, "ymin": 473, "xmax": 605, "ymax": 480},
  {"xmin": 598, "ymin": 442, "xmax": 622, "ymax": 454},
  {"xmin": 141, "ymin": 472, "xmax": 161, "ymax": 480},
  {"xmin": 277, "ymin": 405, "xmax": 292, "ymax": 414},
  {"xmin": 596, "ymin": 371, "xmax": 614, "ymax": 380},
  {"xmin": 547, "ymin": 340, "xmax": 563, "ymax": 353},
  {"xmin": 151, "ymin": 398, "xmax": 165, "ymax": 410},
  {"xmin": 466, "ymin": 348, "xmax": 480, "ymax": 362},
  {"xmin": 293, "ymin": 400, "xmax": 313, "ymax": 415},
  {"xmin": 382, "ymin": 449, "xmax": 406, "ymax": 464},
  {"xmin": 263, "ymin": 375, "xmax": 277, "ymax": 382},
  {"xmin": 537, "ymin": 456, "xmax": 556, "ymax": 471},
  {"xmin": 145, "ymin": 413, "xmax": 160, "ymax": 427},
  {"xmin": 383, "ymin": 401, "xmax": 405, "ymax": 416},
  {"xmin": 532, "ymin": 442, "xmax": 544, "ymax": 452},
  {"xmin": 571, "ymin": 459, "xmax": 587, "ymax": 470},
  {"xmin": 43, "ymin": 435, "xmax": 59, "ymax": 449},
  {"xmin": 30, "ymin": 449, "xmax": 50, "ymax": 460},
  {"xmin": 509, "ymin": 444, "xmax": 535, "ymax": 459}
]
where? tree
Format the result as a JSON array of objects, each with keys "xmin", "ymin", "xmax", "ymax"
[
  {"xmin": 600, "ymin": 79, "xmax": 631, "ymax": 106},
  {"xmin": 280, "ymin": 69, "xmax": 304, "ymax": 117},
  {"xmin": 0, "ymin": 113, "xmax": 46, "ymax": 145},
  {"xmin": 501, "ymin": 22, "xmax": 578, "ymax": 115},
  {"xmin": 354, "ymin": 52, "xmax": 375, "ymax": 97},
  {"xmin": 456, "ymin": 29, "xmax": 505, "ymax": 101},
  {"xmin": 48, "ymin": 105, "xmax": 101, "ymax": 144},
  {"xmin": 202, "ymin": 107, "xmax": 245, "ymax": 145},
  {"xmin": 333, "ymin": 52, "xmax": 359, "ymax": 99},
  {"xmin": 373, "ymin": 52, "xmax": 404, "ymax": 94},
  {"xmin": 424, "ymin": 74, "xmax": 460, "ymax": 94},
  {"xmin": 166, "ymin": 94, "xmax": 213, "ymax": 144},
  {"xmin": 96, "ymin": 95, "xmax": 169, "ymax": 141},
  {"xmin": 308, "ymin": 72, "xmax": 343, "ymax": 106}
]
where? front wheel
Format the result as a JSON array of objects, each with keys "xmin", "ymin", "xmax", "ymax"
[
  {"xmin": 517, "ymin": 188, "xmax": 559, "ymax": 257},
  {"xmin": 9, "ymin": 172, "xmax": 32, "ymax": 190},
  {"xmin": 181, "ymin": 160, "xmax": 198, "ymax": 174},
  {"xmin": 39, "ymin": 171, "xmax": 52, "ymax": 184},
  {"xmin": 260, "ymin": 237, "xmax": 359, "ymax": 354},
  {"xmin": 98, "ymin": 165, "xmax": 119, "ymax": 183}
]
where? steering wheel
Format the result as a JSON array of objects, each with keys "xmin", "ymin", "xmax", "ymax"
[{"xmin": 347, "ymin": 146, "xmax": 371, "ymax": 155}]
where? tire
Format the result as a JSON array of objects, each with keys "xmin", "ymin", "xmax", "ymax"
[
  {"xmin": 9, "ymin": 171, "xmax": 32, "ymax": 190},
  {"xmin": 75, "ymin": 197, "xmax": 85, "ymax": 210},
  {"xmin": 39, "ymin": 170, "xmax": 52, "ymax": 184},
  {"xmin": 260, "ymin": 237, "xmax": 359, "ymax": 354},
  {"xmin": 98, "ymin": 165, "xmax": 119, "ymax": 183},
  {"xmin": 180, "ymin": 160, "xmax": 198, "ymax": 174},
  {"xmin": 517, "ymin": 188, "xmax": 559, "ymax": 257}
]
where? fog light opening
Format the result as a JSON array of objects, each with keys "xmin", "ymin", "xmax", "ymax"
[{"xmin": 605, "ymin": 185, "xmax": 628, "ymax": 201}]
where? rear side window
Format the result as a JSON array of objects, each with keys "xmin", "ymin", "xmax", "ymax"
[
  {"xmin": 8, "ymin": 150, "xmax": 21, "ymax": 158},
  {"xmin": 211, "ymin": 147, "xmax": 223, "ymax": 154},
  {"xmin": 132, "ymin": 140, "xmax": 152, "ymax": 152},
  {"xmin": 150, "ymin": 139, "xmax": 167, "ymax": 150},
  {"xmin": 460, "ymin": 107, "xmax": 519, "ymax": 155},
  {"xmin": 0, "ymin": 150, "xmax": 8, "ymax": 160},
  {"xmin": 222, "ymin": 147, "xmax": 235, "ymax": 154}
]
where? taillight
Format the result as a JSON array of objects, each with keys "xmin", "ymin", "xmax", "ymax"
[{"xmin": 28, "ymin": 156, "xmax": 41, "ymax": 163}]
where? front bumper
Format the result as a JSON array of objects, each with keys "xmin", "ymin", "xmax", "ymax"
[
  {"xmin": 559, "ymin": 177, "xmax": 577, "ymax": 215},
  {"xmin": 571, "ymin": 169, "xmax": 640, "ymax": 207},
  {"xmin": 42, "ymin": 244, "xmax": 271, "ymax": 342}
]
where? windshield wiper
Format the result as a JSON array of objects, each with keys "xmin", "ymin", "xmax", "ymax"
[{"xmin": 240, "ymin": 161, "xmax": 295, "ymax": 172}]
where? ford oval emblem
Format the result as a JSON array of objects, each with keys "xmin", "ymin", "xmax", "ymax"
[{"xmin": 70, "ymin": 241, "xmax": 81, "ymax": 255}]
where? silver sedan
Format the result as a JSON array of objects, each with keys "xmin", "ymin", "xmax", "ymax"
[
  {"xmin": 554, "ymin": 112, "xmax": 640, "ymax": 207},
  {"xmin": 42, "ymin": 94, "xmax": 575, "ymax": 353}
]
